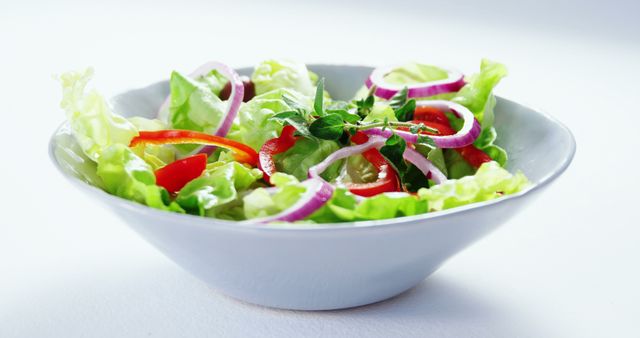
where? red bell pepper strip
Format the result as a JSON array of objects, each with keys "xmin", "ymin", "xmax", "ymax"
[
  {"xmin": 408, "ymin": 107, "xmax": 492, "ymax": 168},
  {"xmin": 129, "ymin": 130, "xmax": 258, "ymax": 167},
  {"xmin": 345, "ymin": 132, "xmax": 400, "ymax": 197},
  {"xmin": 155, "ymin": 154, "xmax": 207, "ymax": 193},
  {"xmin": 258, "ymin": 125, "xmax": 299, "ymax": 184}
]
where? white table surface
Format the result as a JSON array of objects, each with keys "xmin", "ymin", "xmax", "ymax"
[{"xmin": 1, "ymin": 0, "xmax": 639, "ymax": 337}]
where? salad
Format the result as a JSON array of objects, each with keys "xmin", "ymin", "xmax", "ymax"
[{"xmin": 56, "ymin": 59, "xmax": 528, "ymax": 224}]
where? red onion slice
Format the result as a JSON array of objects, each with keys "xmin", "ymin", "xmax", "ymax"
[
  {"xmin": 157, "ymin": 62, "xmax": 244, "ymax": 156},
  {"xmin": 365, "ymin": 65, "xmax": 465, "ymax": 100},
  {"xmin": 362, "ymin": 100, "xmax": 481, "ymax": 148},
  {"xmin": 251, "ymin": 178, "xmax": 334, "ymax": 224},
  {"xmin": 402, "ymin": 146, "xmax": 447, "ymax": 184}
]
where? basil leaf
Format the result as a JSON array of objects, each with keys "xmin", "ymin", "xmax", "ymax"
[
  {"xmin": 389, "ymin": 87, "xmax": 409, "ymax": 110},
  {"xmin": 309, "ymin": 113, "xmax": 345, "ymax": 140},
  {"xmin": 416, "ymin": 135, "xmax": 436, "ymax": 147},
  {"xmin": 270, "ymin": 110, "xmax": 313, "ymax": 138},
  {"xmin": 379, "ymin": 133, "xmax": 407, "ymax": 173},
  {"xmin": 402, "ymin": 164, "xmax": 431, "ymax": 192},
  {"xmin": 326, "ymin": 109, "xmax": 360, "ymax": 123},
  {"xmin": 355, "ymin": 94, "xmax": 375, "ymax": 117},
  {"xmin": 394, "ymin": 99, "xmax": 416, "ymax": 122},
  {"xmin": 281, "ymin": 94, "xmax": 308, "ymax": 113}
]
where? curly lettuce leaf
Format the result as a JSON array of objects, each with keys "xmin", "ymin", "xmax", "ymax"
[
  {"xmin": 176, "ymin": 161, "xmax": 262, "ymax": 218},
  {"xmin": 251, "ymin": 59, "xmax": 316, "ymax": 96},
  {"xmin": 96, "ymin": 144, "xmax": 184, "ymax": 212},
  {"xmin": 227, "ymin": 88, "xmax": 312, "ymax": 150},
  {"xmin": 418, "ymin": 161, "xmax": 529, "ymax": 211},
  {"xmin": 59, "ymin": 68, "xmax": 138, "ymax": 161}
]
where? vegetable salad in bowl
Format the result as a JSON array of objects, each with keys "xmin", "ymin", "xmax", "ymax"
[{"xmin": 55, "ymin": 59, "xmax": 528, "ymax": 224}]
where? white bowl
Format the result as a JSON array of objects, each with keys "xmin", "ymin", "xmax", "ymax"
[{"xmin": 49, "ymin": 64, "xmax": 576, "ymax": 310}]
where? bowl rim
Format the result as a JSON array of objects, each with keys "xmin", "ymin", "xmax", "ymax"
[{"xmin": 49, "ymin": 68, "xmax": 576, "ymax": 232}]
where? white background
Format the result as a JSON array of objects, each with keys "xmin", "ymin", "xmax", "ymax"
[{"xmin": 1, "ymin": 0, "xmax": 639, "ymax": 337}]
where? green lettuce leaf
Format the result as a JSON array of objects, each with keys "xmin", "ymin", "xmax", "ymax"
[
  {"xmin": 226, "ymin": 88, "xmax": 311, "ymax": 150},
  {"xmin": 243, "ymin": 176, "xmax": 427, "ymax": 223},
  {"xmin": 273, "ymin": 137, "xmax": 342, "ymax": 181},
  {"xmin": 251, "ymin": 59, "xmax": 316, "ymax": 96},
  {"xmin": 384, "ymin": 63, "xmax": 449, "ymax": 84},
  {"xmin": 53, "ymin": 126, "xmax": 104, "ymax": 189},
  {"xmin": 472, "ymin": 126, "xmax": 508, "ymax": 166},
  {"xmin": 96, "ymin": 144, "xmax": 184, "ymax": 212},
  {"xmin": 243, "ymin": 173, "xmax": 305, "ymax": 219},
  {"xmin": 168, "ymin": 71, "xmax": 227, "ymax": 154},
  {"xmin": 308, "ymin": 189, "xmax": 428, "ymax": 222},
  {"xmin": 197, "ymin": 69, "xmax": 228, "ymax": 96},
  {"xmin": 452, "ymin": 59, "xmax": 507, "ymax": 128},
  {"xmin": 176, "ymin": 161, "xmax": 262, "ymax": 218},
  {"xmin": 59, "ymin": 68, "xmax": 138, "ymax": 161},
  {"xmin": 417, "ymin": 161, "xmax": 529, "ymax": 211},
  {"xmin": 362, "ymin": 103, "xmax": 397, "ymax": 123}
]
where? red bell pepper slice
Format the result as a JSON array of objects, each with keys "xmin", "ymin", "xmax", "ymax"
[
  {"xmin": 407, "ymin": 107, "xmax": 492, "ymax": 168},
  {"xmin": 129, "ymin": 130, "xmax": 259, "ymax": 167},
  {"xmin": 345, "ymin": 132, "xmax": 400, "ymax": 197},
  {"xmin": 258, "ymin": 125, "xmax": 299, "ymax": 184},
  {"xmin": 155, "ymin": 154, "xmax": 207, "ymax": 193}
]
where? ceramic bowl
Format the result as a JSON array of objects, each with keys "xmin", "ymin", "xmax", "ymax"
[{"xmin": 49, "ymin": 64, "xmax": 575, "ymax": 310}]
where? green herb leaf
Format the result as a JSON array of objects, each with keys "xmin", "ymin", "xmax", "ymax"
[
  {"xmin": 355, "ymin": 94, "xmax": 375, "ymax": 117},
  {"xmin": 394, "ymin": 99, "xmax": 416, "ymax": 122},
  {"xmin": 281, "ymin": 94, "xmax": 308, "ymax": 113},
  {"xmin": 309, "ymin": 113, "xmax": 345, "ymax": 140},
  {"xmin": 416, "ymin": 135, "xmax": 436, "ymax": 147},
  {"xmin": 379, "ymin": 133, "xmax": 407, "ymax": 173},
  {"xmin": 314, "ymin": 78, "xmax": 325, "ymax": 116},
  {"xmin": 402, "ymin": 164, "xmax": 431, "ymax": 192},
  {"xmin": 270, "ymin": 110, "xmax": 313, "ymax": 138},
  {"xmin": 326, "ymin": 109, "xmax": 360, "ymax": 123},
  {"xmin": 388, "ymin": 87, "xmax": 409, "ymax": 110}
]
